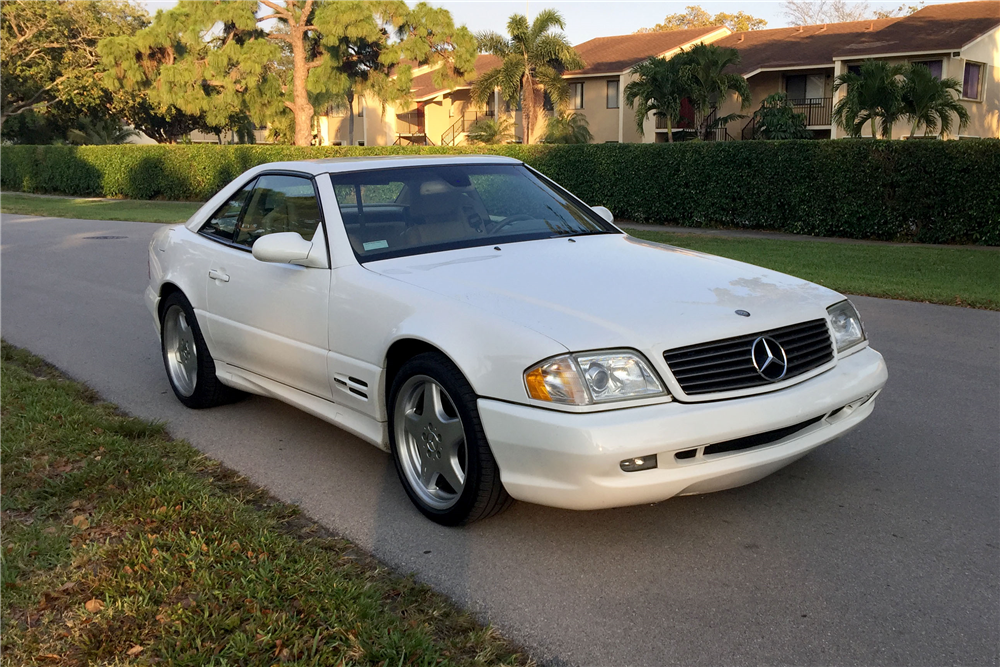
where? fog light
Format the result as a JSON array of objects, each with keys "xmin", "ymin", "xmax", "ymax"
[{"xmin": 620, "ymin": 454, "xmax": 658, "ymax": 472}]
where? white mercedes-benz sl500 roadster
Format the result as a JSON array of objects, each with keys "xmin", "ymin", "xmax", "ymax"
[{"xmin": 146, "ymin": 155, "xmax": 887, "ymax": 525}]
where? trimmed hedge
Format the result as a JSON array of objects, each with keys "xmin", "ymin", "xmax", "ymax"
[{"xmin": 2, "ymin": 140, "xmax": 998, "ymax": 244}]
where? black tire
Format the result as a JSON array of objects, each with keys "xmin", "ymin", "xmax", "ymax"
[
  {"xmin": 159, "ymin": 292, "xmax": 240, "ymax": 409},
  {"xmin": 388, "ymin": 352, "xmax": 513, "ymax": 526}
]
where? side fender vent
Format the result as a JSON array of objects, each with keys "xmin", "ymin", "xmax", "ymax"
[{"xmin": 334, "ymin": 374, "xmax": 369, "ymax": 401}]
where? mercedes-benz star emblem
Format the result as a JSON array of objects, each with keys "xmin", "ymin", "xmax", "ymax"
[{"xmin": 751, "ymin": 336, "xmax": 788, "ymax": 381}]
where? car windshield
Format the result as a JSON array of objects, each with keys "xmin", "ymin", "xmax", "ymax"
[{"xmin": 329, "ymin": 163, "xmax": 617, "ymax": 261}]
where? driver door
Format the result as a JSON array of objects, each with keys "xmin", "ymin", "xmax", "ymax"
[{"xmin": 201, "ymin": 173, "xmax": 333, "ymax": 400}]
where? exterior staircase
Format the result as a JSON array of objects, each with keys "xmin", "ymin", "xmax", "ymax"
[{"xmin": 441, "ymin": 111, "xmax": 485, "ymax": 146}]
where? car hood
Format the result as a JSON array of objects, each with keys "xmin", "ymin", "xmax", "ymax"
[{"xmin": 365, "ymin": 233, "xmax": 842, "ymax": 354}]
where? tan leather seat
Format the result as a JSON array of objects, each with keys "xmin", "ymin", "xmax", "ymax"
[
  {"xmin": 404, "ymin": 181, "xmax": 485, "ymax": 247},
  {"xmin": 283, "ymin": 196, "xmax": 320, "ymax": 240}
]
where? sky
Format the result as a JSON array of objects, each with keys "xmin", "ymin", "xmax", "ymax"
[{"xmin": 140, "ymin": 0, "xmax": 962, "ymax": 44}]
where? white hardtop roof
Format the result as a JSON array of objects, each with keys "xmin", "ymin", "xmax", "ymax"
[
  {"xmin": 250, "ymin": 154, "xmax": 523, "ymax": 176},
  {"xmin": 182, "ymin": 154, "xmax": 524, "ymax": 231}
]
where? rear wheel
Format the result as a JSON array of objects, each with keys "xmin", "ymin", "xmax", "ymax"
[
  {"xmin": 389, "ymin": 352, "xmax": 512, "ymax": 525},
  {"xmin": 160, "ymin": 292, "xmax": 238, "ymax": 409}
]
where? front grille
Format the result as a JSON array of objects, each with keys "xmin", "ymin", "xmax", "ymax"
[{"xmin": 663, "ymin": 319, "xmax": 833, "ymax": 396}]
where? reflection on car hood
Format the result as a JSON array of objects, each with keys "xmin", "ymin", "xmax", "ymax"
[{"xmin": 365, "ymin": 234, "xmax": 842, "ymax": 353}]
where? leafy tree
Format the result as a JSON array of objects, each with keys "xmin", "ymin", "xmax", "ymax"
[
  {"xmin": 623, "ymin": 55, "xmax": 687, "ymax": 143},
  {"xmin": 874, "ymin": 2, "xmax": 925, "ymax": 19},
  {"xmin": 472, "ymin": 9, "xmax": 584, "ymax": 145},
  {"xmin": 318, "ymin": 2, "xmax": 477, "ymax": 146},
  {"xmin": 110, "ymin": 93, "xmax": 229, "ymax": 144},
  {"xmin": 100, "ymin": 1, "xmax": 476, "ymax": 146},
  {"xmin": 680, "ymin": 43, "xmax": 751, "ymax": 140},
  {"xmin": 750, "ymin": 93, "xmax": 811, "ymax": 139},
  {"xmin": 66, "ymin": 116, "xmax": 139, "ymax": 145},
  {"xmin": 1, "ymin": 0, "xmax": 148, "ymax": 132},
  {"xmin": 99, "ymin": 2, "xmax": 285, "ymax": 141},
  {"xmin": 833, "ymin": 59, "xmax": 906, "ymax": 138},
  {"xmin": 466, "ymin": 116, "xmax": 515, "ymax": 144},
  {"xmin": 783, "ymin": 0, "xmax": 870, "ymax": 25},
  {"xmin": 785, "ymin": 0, "xmax": 923, "ymax": 24},
  {"xmin": 637, "ymin": 5, "xmax": 767, "ymax": 33},
  {"xmin": 901, "ymin": 63, "xmax": 969, "ymax": 139},
  {"xmin": 543, "ymin": 112, "xmax": 592, "ymax": 144},
  {"xmin": 713, "ymin": 12, "xmax": 769, "ymax": 32}
]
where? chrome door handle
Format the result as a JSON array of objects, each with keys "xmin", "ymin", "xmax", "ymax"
[{"xmin": 208, "ymin": 269, "xmax": 230, "ymax": 282}]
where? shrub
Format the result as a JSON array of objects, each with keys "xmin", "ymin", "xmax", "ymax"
[{"xmin": 2, "ymin": 140, "xmax": 997, "ymax": 244}]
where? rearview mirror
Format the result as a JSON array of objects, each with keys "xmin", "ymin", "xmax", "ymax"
[
  {"xmin": 591, "ymin": 205, "xmax": 614, "ymax": 223},
  {"xmin": 252, "ymin": 232, "xmax": 323, "ymax": 267}
]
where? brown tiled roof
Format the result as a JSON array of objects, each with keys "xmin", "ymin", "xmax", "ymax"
[
  {"xmin": 832, "ymin": 1, "xmax": 1000, "ymax": 57},
  {"xmin": 715, "ymin": 19, "xmax": 900, "ymax": 74},
  {"xmin": 565, "ymin": 26, "xmax": 725, "ymax": 75},
  {"xmin": 410, "ymin": 54, "xmax": 501, "ymax": 100}
]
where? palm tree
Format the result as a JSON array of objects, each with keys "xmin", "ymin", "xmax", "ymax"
[
  {"xmin": 901, "ymin": 64, "xmax": 969, "ymax": 139},
  {"xmin": 679, "ymin": 43, "xmax": 751, "ymax": 140},
  {"xmin": 623, "ymin": 55, "xmax": 687, "ymax": 143},
  {"xmin": 66, "ymin": 117, "xmax": 139, "ymax": 145},
  {"xmin": 543, "ymin": 112, "xmax": 592, "ymax": 143},
  {"xmin": 471, "ymin": 9, "xmax": 584, "ymax": 144},
  {"xmin": 466, "ymin": 116, "xmax": 515, "ymax": 144},
  {"xmin": 833, "ymin": 59, "xmax": 906, "ymax": 139}
]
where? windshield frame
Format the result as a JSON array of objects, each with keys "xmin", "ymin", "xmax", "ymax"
[{"xmin": 327, "ymin": 162, "xmax": 621, "ymax": 264}]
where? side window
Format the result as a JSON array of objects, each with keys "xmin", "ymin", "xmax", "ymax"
[
  {"xmin": 234, "ymin": 174, "xmax": 321, "ymax": 248},
  {"xmin": 200, "ymin": 179, "xmax": 255, "ymax": 242}
]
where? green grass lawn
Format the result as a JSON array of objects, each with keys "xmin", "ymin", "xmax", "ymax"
[
  {"xmin": 0, "ymin": 342, "xmax": 530, "ymax": 666},
  {"xmin": 3, "ymin": 193, "xmax": 997, "ymax": 310},
  {"xmin": 628, "ymin": 229, "xmax": 1000, "ymax": 311},
  {"xmin": 0, "ymin": 193, "xmax": 200, "ymax": 224}
]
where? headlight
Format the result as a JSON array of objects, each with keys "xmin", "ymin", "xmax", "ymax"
[
  {"xmin": 827, "ymin": 300, "xmax": 866, "ymax": 352},
  {"xmin": 525, "ymin": 350, "xmax": 667, "ymax": 405}
]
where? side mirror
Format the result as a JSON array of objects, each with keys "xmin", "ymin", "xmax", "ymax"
[
  {"xmin": 591, "ymin": 205, "xmax": 614, "ymax": 223},
  {"xmin": 252, "ymin": 232, "xmax": 323, "ymax": 267}
]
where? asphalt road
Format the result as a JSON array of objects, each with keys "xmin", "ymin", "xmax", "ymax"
[{"xmin": 3, "ymin": 213, "xmax": 998, "ymax": 667}]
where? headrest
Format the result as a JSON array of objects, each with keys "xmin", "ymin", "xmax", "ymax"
[
  {"xmin": 410, "ymin": 188, "xmax": 467, "ymax": 217},
  {"xmin": 419, "ymin": 180, "xmax": 452, "ymax": 195}
]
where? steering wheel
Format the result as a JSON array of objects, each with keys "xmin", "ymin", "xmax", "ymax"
[{"xmin": 487, "ymin": 214, "xmax": 535, "ymax": 234}]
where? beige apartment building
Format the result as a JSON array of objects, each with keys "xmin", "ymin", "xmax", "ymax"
[
  {"xmin": 713, "ymin": 0, "xmax": 999, "ymax": 140},
  {"xmin": 315, "ymin": 27, "xmax": 729, "ymax": 146},
  {"xmin": 558, "ymin": 27, "xmax": 729, "ymax": 143},
  {"xmin": 313, "ymin": 0, "xmax": 998, "ymax": 146}
]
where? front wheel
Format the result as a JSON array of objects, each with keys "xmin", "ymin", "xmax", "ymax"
[
  {"xmin": 160, "ymin": 292, "xmax": 239, "ymax": 409},
  {"xmin": 389, "ymin": 352, "xmax": 512, "ymax": 525}
]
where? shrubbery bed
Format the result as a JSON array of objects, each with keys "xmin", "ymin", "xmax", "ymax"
[{"xmin": 3, "ymin": 140, "xmax": 997, "ymax": 244}]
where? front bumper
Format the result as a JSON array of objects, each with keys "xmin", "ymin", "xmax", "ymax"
[
  {"xmin": 479, "ymin": 346, "xmax": 887, "ymax": 510},
  {"xmin": 145, "ymin": 285, "xmax": 161, "ymax": 334}
]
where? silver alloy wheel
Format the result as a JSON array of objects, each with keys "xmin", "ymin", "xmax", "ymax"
[
  {"xmin": 394, "ymin": 375, "xmax": 468, "ymax": 510},
  {"xmin": 163, "ymin": 304, "xmax": 198, "ymax": 397}
]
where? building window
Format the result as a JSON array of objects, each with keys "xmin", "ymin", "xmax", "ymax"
[
  {"xmin": 569, "ymin": 82, "xmax": 584, "ymax": 110},
  {"xmin": 786, "ymin": 74, "xmax": 824, "ymax": 102},
  {"xmin": 542, "ymin": 91, "xmax": 554, "ymax": 112},
  {"xmin": 912, "ymin": 60, "xmax": 943, "ymax": 79},
  {"xmin": 606, "ymin": 80, "xmax": 619, "ymax": 109},
  {"xmin": 486, "ymin": 93, "xmax": 496, "ymax": 117},
  {"xmin": 963, "ymin": 61, "xmax": 983, "ymax": 100}
]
